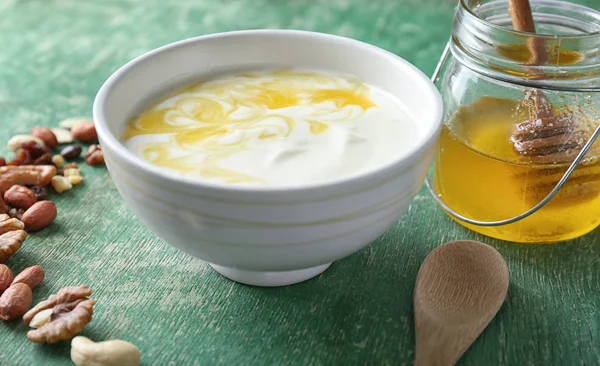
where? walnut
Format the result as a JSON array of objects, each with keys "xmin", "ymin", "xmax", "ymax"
[
  {"xmin": 0, "ymin": 229, "xmax": 27, "ymax": 263},
  {"xmin": 23, "ymin": 285, "xmax": 94, "ymax": 344},
  {"xmin": 0, "ymin": 214, "xmax": 25, "ymax": 235}
]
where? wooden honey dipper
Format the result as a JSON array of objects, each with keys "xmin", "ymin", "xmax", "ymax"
[{"xmin": 508, "ymin": 0, "xmax": 585, "ymax": 164}]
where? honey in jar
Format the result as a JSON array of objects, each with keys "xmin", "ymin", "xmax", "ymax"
[
  {"xmin": 433, "ymin": 0, "xmax": 600, "ymax": 243},
  {"xmin": 434, "ymin": 96, "xmax": 600, "ymax": 243}
]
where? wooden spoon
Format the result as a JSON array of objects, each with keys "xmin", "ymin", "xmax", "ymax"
[
  {"xmin": 413, "ymin": 240, "xmax": 509, "ymax": 366},
  {"xmin": 508, "ymin": 0, "xmax": 547, "ymax": 65}
]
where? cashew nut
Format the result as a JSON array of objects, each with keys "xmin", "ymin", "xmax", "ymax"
[{"xmin": 71, "ymin": 336, "xmax": 140, "ymax": 366}]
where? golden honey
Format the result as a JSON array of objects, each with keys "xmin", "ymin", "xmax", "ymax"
[{"xmin": 434, "ymin": 97, "xmax": 600, "ymax": 243}]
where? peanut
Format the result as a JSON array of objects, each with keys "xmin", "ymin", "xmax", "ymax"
[
  {"xmin": 71, "ymin": 122, "xmax": 97, "ymax": 143},
  {"xmin": 21, "ymin": 201, "xmax": 57, "ymax": 232},
  {"xmin": 0, "ymin": 283, "xmax": 32, "ymax": 320},
  {"xmin": 71, "ymin": 336, "xmax": 141, "ymax": 366},
  {"xmin": 31, "ymin": 127, "xmax": 58, "ymax": 149},
  {"xmin": 12, "ymin": 265, "xmax": 44, "ymax": 290},
  {"xmin": 4, "ymin": 185, "xmax": 37, "ymax": 210},
  {"xmin": 0, "ymin": 264, "xmax": 13, "ymax": 294}
]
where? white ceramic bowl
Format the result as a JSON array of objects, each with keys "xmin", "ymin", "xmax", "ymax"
[{"xmin": 93, "ymin": 30, "xmax": 443, "ymax": 287}]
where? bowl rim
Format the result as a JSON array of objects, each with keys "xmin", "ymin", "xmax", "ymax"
[{"xmin": 93, "ymin": 29, "xmax": 443, "ymax": 193}]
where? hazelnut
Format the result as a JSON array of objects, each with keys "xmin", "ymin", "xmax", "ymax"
[
  {"xmin": 31, "ymin": 128, "xmax": 58, "ymax": 149},
  {"xmin": 71, "ymin": 122, "xmax": 97, "ymax": 143}
]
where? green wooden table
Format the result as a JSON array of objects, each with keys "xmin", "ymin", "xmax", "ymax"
[{"xmin": 0, "ymin": 0, "xmax": 598, "ymax": 365}]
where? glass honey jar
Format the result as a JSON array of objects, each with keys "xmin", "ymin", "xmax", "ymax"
[{"xmin": 431, "ymin": 0, "xmax": 600, "ymax": 243}]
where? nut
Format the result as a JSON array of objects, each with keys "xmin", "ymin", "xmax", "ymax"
[
  {"xmin": 0, "ymin": 165, "xmax": 57, "ymax": 187},
  {"xmin": 21, "ymin": 201, "xmax": 57, "ymax": 232},
  {"xmin": 0, "ymin": 214, "xmax": 25, "ymax": 235},
  {"xmin": 52, "ymin": 154, "xmax": 64, "ymax": 168},
  {"xmin": 63, "ymin": 168, "xmax": 80, "ymax": 177},
  {"xmin": 4, "ymin": 185, "xmax": 37, "ymax": 210},
  {"xmin": 0, "ymin": 179, "xmax": 12, "ymax": 196},
  {"xmin": 51, "ymin": 176, "xmax": 73, "ymax": 193},
  {"xmin": 24, "ymin": 285, "xmax": 94, "ymax": 344},
  {"xmin": 0, "ymin": 283, "xmax": 32, "ymax": 320},
  {"xmin": 60, "ymin": 145, "xmax": 82, "ymax": 160},
  {"xmin": 33, "ymin": 152, "xmax": 53, "ymax": 165},
  {"xmin": 0, "ymin": 157, "xmax": 5, "ymax": 167},
  {"xmin": 85, "ymin": 145, "xmax": 104, "ymax": 166},
  {"xmin": 0, "ymin": 264, "xmax": 13, "ymax": 294},
  {"xmin": 12, "ymin": 265, "xmax": 44, "ymax": 289},
  {"xmin": 63, "ymin": 168, "xmax": 84, "ymax": 185},
  {"xmin": 7, "ymin": 135, "xmax": 46, "ymax": 152},
  {"xmin": 71, "ymin": 336, "xmax": 141, "ymax": 366},
  {"xmin": 31, "ymin": 128, "xmax": 58, "ymax": 149},
  {"xmin": 51, "ymin": 128, "xmax": 74, "ymax": 144},
  {"xmin": 71, "ymin": 122, "xmax": 97, "ymax": 143},
  {"xmin": 59, "ymin": 117, "xmax": 92, "ymax": 130},
  {"xmin": 68, "ymin": 174, "xmax": 84, "ymax": 185},
  {"xmin": 8, "ymin": 141, "xmax": 51, "ymax": 166},
  {"xmin": 29, "ymin": 308, "xmax": 53, "ymax": 328},
  {"xmin": 0, "ymin": 229, "xmax": 27, "ymax": 263},
  {"xmin": 0, "ymin": 196, "xmax": 8, "ymax": 215},
  {"xmin": 62, "ymin": 163, "xmax": 79, "ymax": 174}
]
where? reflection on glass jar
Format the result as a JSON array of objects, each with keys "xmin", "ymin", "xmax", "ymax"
[{"xmin": 433, "ymin": 0, "xmax": 600, "ymax": 243}]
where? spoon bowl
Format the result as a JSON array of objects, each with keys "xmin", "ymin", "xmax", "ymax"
[{"xmin": 414, "ymin": 240, "xmax": 509, "ymax": 366}]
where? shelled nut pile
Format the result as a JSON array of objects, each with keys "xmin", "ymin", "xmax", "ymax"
[{"xmin": 0, "ymin": 118, "xmax": 140, "ymax": 366}]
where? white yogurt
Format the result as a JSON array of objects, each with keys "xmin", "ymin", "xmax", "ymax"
[{"xmin": 123, "ymin": 70, "xmax": 418, "ymax": 187}]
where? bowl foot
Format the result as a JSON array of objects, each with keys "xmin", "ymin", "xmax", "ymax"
[{"xmin": 208, "ymin": 262, "xmax": 332, "ymax": 287}]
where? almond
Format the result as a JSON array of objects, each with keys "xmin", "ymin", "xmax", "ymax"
[
  {"xmin": 0, "ymin": 264, "xmax": 13, "ymax": 294},
  {"xmin": 12, "ymin": 265, "xmax": 44, "ymax": 290},
  {"xmin": 4, "ymin": 185, "xmax": 37, "ymax": 210},
  {"xmin": 21, "ymin": 201, "xmax": 57, "ymax": 232},
  {"xmin": 31, "ymin": 127, "xmax": 58, "ymax": 149},
  {"xmin": 0, "ymin": 283, "xmax": 32, "ymax": 320},
  {"xmin": 71, "ymin": 122, "xmax": 97, "ymax": 143}
]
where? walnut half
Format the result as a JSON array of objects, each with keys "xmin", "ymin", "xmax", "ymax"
[
  {"xmin": 23, "ymin": 285, "xmax": 94, "ymax": 344},
  {"xmin": 0, "ymin": 229, "xmax": 27, "ymax": 264},
  {"xmin": 0, "ymin": 214, "xmax": 25, "ymax": 235}
]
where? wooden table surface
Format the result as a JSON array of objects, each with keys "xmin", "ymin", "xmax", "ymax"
[{"xmin": 0, "ymin": 0, "xmax": 598, "ymax": 365}]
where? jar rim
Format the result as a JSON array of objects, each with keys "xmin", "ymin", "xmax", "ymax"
[{"xmin": 460, "ymin": 0, "xmax": 600, "ymax": 39}]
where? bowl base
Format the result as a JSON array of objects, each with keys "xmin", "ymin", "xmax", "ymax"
[{"xmin": 208, "ymin": 262, "xmax": 332, "ymax": 287}]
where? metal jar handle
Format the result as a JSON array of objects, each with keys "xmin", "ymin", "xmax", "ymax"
[{"xmin": 427, "ymin": 40, "xmax": 600, "ymax": 227}]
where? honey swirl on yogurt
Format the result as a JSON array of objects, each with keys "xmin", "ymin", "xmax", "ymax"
[{"xmin": 123, "ymin": 69, "xmax": 416, "ymax": 186}]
